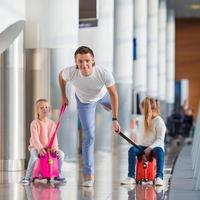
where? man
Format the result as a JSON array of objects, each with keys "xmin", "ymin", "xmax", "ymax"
[{"xmin": 59, "ymin": 46, "xmax": 120, "ymax": 187}]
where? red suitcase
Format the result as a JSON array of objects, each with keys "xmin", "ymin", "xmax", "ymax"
[
  {"xmin": 136, "ymin": 155, "xmax": 156, "ymax": 183},
  {"xmin": 119, "ymin": 132, "xmax": 156, "ymax": 184}
]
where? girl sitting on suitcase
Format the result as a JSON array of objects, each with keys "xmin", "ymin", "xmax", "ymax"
[
  {"xmin": 22, "ymin": 99, "xmax": 66, "ymax": 184},
  {"xmin": 121, "ymin": 97, "xmax": 166, "ymax": 186}
]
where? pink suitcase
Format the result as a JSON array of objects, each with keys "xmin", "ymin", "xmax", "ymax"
[
  {"xmin": 32, "ymin": 104, "xmax": 66, "ymax": 182},
  {"xmin": 32, "ymin": 151, "xmax": 59, "ymax": 181}
]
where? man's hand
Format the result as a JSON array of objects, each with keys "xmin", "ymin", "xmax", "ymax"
[
  {"xmin": 62, "ymin": 96, "xmax": 69, "ymax": 106},
  {"xmin": 112, "ymin": 120, "xmax": 121, "ymax": 133}
]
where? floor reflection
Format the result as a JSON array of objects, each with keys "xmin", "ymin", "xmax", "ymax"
[
  {"xmin": 121, "ymin": 184, "xmax": 164, "ymax": 200},
  {"xmin": 0, "ymin": 140, "xmax": 182, "ymax": 200},
  {"xmin": 24, "ymin": 182, "xmax": 62, "ymax": 200},
  {"xmin": 81, "ymin": 187, "xmax": 94, "ymax": 200}
]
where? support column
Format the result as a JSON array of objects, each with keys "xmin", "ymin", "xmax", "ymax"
[
  {"xmin": 133, "ymin": 0, "xmax": 148, "ymax": 113},
  {"xmin": 25, "ymin": 0, "xmax": 79, "ymax": 162},
  {"xmin": 147, "ymin": 0, "xmax": 159, "ymax": 98},
  {"xmin": 114, "ymin": 0, "xmax": 133, "ymax": 141},
  {"xmin": 158, "ymin": 0, "xmax": 167, "ymax": 120},
  {"xmin": 166, "ymin": 10, "xmax": 175, "ymax": 116},
  {"xmin": 0, "ymin": 21, "xmax": 25, "ymax": 171}
]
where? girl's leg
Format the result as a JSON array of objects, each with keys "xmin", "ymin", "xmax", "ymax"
[
  {"xmin": 58, "ymin": 150, "xmax": 65, "ymax": 176},
  {"xmin": 128, "ymin": 146, "xmax": 144, "ymax": 178},
  {"xmin": 24, "ymin": 149, "xmax": 38, "ymax": 179},
  {"xmin": 76, "ymin": 96, "xmax": 97, "ymax": 177},
  {"xmin": 152, "ymin": 147, "xmax": 164, "ymax": 179}
]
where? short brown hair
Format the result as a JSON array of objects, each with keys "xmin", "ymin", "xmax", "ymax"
[{"xmin": 74, "ymin": 46, "xmax": 94, "ymax": 58}]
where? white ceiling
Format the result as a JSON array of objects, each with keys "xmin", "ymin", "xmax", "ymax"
[{"xmin": 167, "ymin": 0, "xmax": 200, "ymax": 18}]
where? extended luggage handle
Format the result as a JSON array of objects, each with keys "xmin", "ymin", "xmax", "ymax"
[
  {"xmin": 118, "ymin": 132, "xmax": 148, "ymax": 161},
  {"xmin": 119, "ymin": 132, "xmax": 143, "ymax": 151},
  {"xmin": 48, "ymin": 103, "xmax": 67, "ymax": 148}
]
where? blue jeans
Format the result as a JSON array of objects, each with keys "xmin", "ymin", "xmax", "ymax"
[
  {"xmin": 128, "ymin": 146, "xmax": 164, "ymax": 179},
  {"xmin": 25, "ymin": 148, "xmax": 65, "ymax": 179},
  {"xmin": 76, "ymin": 93, "xmax": 111, "ymax": 176}
]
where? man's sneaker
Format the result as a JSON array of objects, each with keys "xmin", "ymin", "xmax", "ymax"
[
  {"xmin": 54, "ymin": 176, "xmax": 67, "ymax": 183},
  {"xmin": 81, "ymin": 180, "xmax": 94, "ymax": 187},
  {"xmin": 155, "ymin": 177, "xmax": 164, "ymax": 186},
  {"xmin": 120, "ymin": 177, "xmax": 136, "ymax": 185},
  {"xmin": 21, "ymin": 177, "xmax": 30, "ymax": 185}
]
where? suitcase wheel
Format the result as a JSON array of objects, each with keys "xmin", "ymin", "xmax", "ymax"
[{"xmin": 47, "ymin": 178, "xmax": 51, "ymax": 183}]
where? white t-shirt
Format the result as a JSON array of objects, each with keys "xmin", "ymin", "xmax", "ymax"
[
  {"xmin": 61, "ymin": 66, "xmax": 115, "ymax": 103},
  {"xmin": 132, "ymin": 116, "xmax": 166, "ymax": 151}
]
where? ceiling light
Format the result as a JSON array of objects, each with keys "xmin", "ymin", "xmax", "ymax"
[{"xmin": 190, "ymin": 4, "xmax": 200, "ymax": 10}]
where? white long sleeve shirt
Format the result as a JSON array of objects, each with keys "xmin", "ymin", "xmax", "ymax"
[{"xmin": 133, "ymin": 115, "xmax": 166, "ymax": 151}]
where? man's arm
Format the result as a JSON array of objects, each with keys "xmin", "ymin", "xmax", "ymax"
[
  {"xmin": 107, "ymin": 85, "xmax": 120, "ymax": 133},
  {"xmin": 59, "ymin": 71, "xmax": 69, "ymax": 105},
  {"xmin": 107, "ymin": 85, "xmax": 118, "ymax": 119}
]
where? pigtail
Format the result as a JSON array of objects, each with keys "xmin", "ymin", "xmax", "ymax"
[
  {"xmin": 141, "ymin": 97, "xmax": 158, "ymax": 134},
  {"xmin": 141, "ymin": 97, "xmax": 152, "ymax": 134}
]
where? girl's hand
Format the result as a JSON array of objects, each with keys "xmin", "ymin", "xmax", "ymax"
[
  {"xmin": 55, "ymin": 151, "xmax": 61, "ymax": 159},
  {"xmin": 50, "ymin": 148, "xmax": 61, "ymax": 159},
  {"xmin": 50, "ymin": 148, "xmax": 57, "ymax": 153},
  {"xmin": 144, "ymin": 147, "xmax": 152, "ymax": 157},
  {"xmin": 113, "ymin": 120, "xmax": 121, "ymax": 133},
  {"xmin": 38, "ymin": 148, "xmax": 46, "ymax": 156}
]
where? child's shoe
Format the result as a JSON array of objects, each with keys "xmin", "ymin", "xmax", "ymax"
[
  {"xmin": 54, "ymin": 176, "xmax": 67, "ymax": 183},
  {"xmin": 120, "ymin": 177, "xmax": 136, "ymax": 185},
  {"xmin": 155, "ymin": 177, "xmax": 164, "ymax": 186},
  {"xmin": 21, "ymin": 177, "xmax": 30, "ymax": 185}
]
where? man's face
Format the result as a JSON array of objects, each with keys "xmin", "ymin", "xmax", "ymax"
[{"xmin": 75, "ymin": 53, "xmax": 94, "ymax": 76}]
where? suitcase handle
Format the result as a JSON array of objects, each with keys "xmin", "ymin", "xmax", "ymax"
[
  {"xmin": 119, "ymin": 132, "xmax": 154, "ymax": 161},
  {"xmin": 118, "ymin": 132, "xmax": 144, "ymax": 152},
  {"xmin": 48, "ymin": 103, "xmax": 67, "ymax": 148}
]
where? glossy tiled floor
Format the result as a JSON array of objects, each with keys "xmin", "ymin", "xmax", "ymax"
[{"xmin": 0, "ymin": 139, "xmax": 181, "ymax": 200}]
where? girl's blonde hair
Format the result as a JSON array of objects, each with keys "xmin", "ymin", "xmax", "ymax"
[
  {"xmin": 141, "ymin": 97, "xmax": 160, "ymax": 134},
  {"xmin": 35, "ymin": 99, "xmax": 49, "ymax": 119}
]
